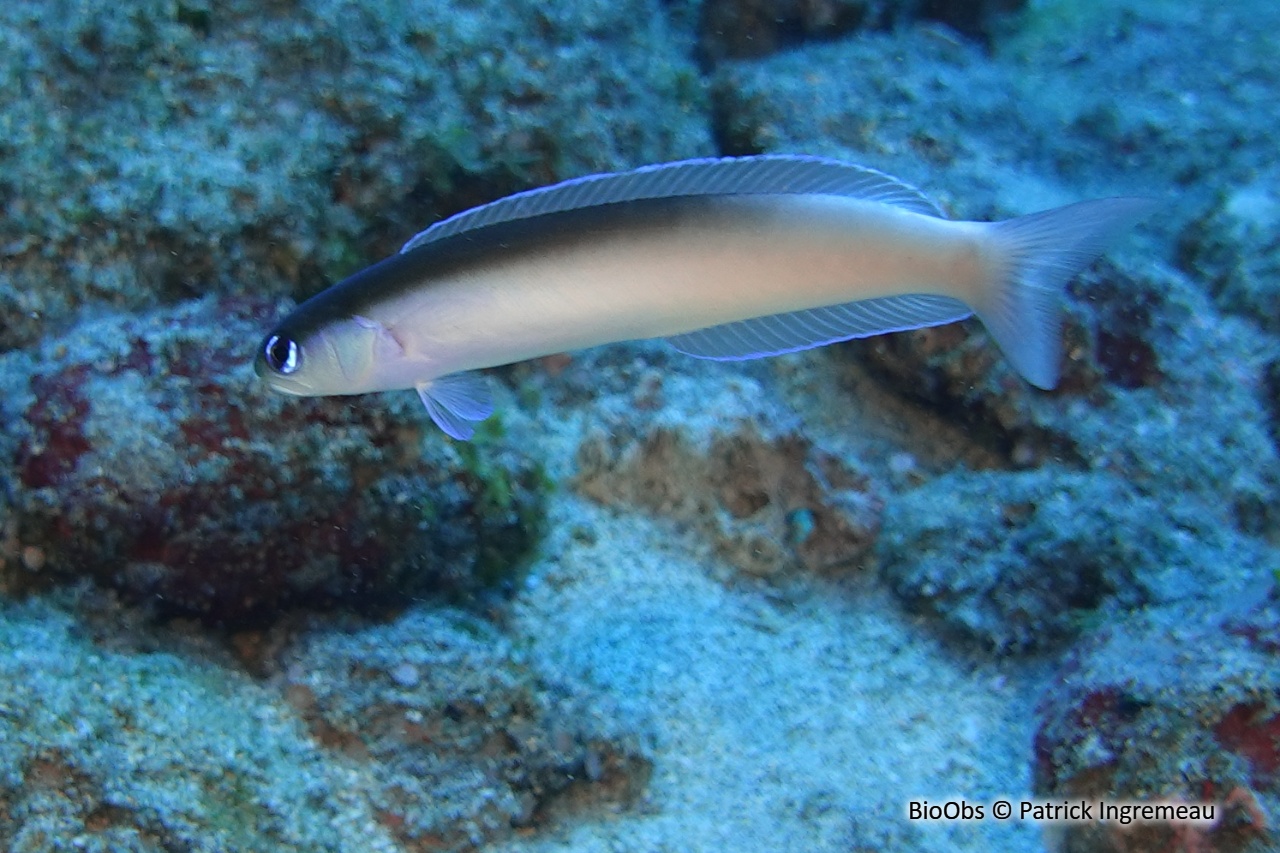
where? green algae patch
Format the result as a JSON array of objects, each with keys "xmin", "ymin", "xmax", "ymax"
[{"xmin": 452, "ymin": 423, "xmax": 553, "ymax": 592}]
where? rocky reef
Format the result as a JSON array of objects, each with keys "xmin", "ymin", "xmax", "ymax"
[
  {"xmin": 0, "ymin": 0, "xmax": 710, "ymax": 351},
  {"xmin": 2, "ymin": 297, "xmax": 546, "ymax": 622}
]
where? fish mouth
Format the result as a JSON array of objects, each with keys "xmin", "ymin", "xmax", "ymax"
[
  {"xmin": 261, "ymin": 373, "xmax": 316, "ymax": 396},
  {"xmin": 266, "ymin": 381, "xmax": 311, "ymax": 397},
  {"xmin": 253, "ymin": 357, "xmax": 315, "ymax": 396}
]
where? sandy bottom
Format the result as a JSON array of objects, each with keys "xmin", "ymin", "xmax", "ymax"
[{"xmin": 490, "ymin": 493, "xmax": 1050, "ymax": 852}]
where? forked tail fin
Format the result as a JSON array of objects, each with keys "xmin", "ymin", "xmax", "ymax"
[{"xmin": 978, "ymin": 197, "xmax": 1157, "ymax": 389}]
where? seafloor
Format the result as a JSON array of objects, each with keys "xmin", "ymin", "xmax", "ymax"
[{"xmin": 1, "ymin": 0, "xmax": 1278, "ymax": 851}]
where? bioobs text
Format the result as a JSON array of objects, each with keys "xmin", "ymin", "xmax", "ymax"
[{"xmin": 907, "ymin": 800, "xmax": 984, "ymax": 821}]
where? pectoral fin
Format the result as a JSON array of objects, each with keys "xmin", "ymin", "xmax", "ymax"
[{"xmin": 416, "ymin": 372, "xmax": 495, "ymax": 440}]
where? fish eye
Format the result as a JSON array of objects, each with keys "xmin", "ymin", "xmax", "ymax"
[{"xmin": 264, "ymin": 334, "xmax": 300, "ymax": 374}]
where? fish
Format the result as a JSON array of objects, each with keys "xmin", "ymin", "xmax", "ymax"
[{"xmin": 255, "ymin": 155, "xmax": 1154, "ymax": 439}]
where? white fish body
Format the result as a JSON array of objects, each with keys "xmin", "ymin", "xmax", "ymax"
[{"xmin": 255, "ymin": 156, "xmax": 1153, "ymax": 439}]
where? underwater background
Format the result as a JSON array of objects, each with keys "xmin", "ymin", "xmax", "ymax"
[{"xmin": 1, "ymin": 0, "xmax": 1278, "ymax": 850}]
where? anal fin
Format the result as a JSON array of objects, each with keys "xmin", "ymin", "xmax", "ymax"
[{"xmin": 666, "ymin": 294, "xmax": 973, "ymax": 361}]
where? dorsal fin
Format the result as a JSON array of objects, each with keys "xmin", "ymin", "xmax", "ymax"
[{"xmin": 401, "ymin": 155, "xmax": 944, "ymax": 254}]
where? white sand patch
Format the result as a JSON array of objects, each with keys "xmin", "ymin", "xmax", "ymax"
[{"xmin": 494, "ymin": 495, "xmax": 1048, "ymax": 853}]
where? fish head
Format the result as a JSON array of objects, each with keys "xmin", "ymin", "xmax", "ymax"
[{"xmin": 255, "ymin": 315, "xmax": 385, "ymax": 397}]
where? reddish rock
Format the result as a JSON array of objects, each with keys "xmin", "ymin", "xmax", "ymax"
[
  {"xmin": 1034, "ymin": 594, "xmax": 1279, "ymax": 852},
  {"xmin": 3, "ymin": 298, "xmax": 545, "ymax": 623}
]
